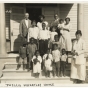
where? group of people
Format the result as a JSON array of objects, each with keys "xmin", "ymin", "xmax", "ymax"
[{"xmin": 16, "ymin": 13, "xmax": 86, "ymax": 84}]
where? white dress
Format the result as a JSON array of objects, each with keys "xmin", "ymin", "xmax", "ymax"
[
  {"xmin": 63, "ymin": 23, "xmax": 72, "ymax": 51},
  {"xmin": 71, "ymin": 38, "xmax": 86, "ymax": 81},
  {"xmin": 43, "ymin": 54, "xmax": 53, "ymax": 71},
  {"xmin": 32, "ymin": 56, "xmax": 42, "ymax": 73}
]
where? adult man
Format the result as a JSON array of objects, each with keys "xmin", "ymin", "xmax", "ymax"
[
  {"xmin": 50, "ymin": 14, "xmax": 59, "ymax": 27},
  {"xmin": 19, "ymin": 13, "xmax": 31, "ymax": 42}
]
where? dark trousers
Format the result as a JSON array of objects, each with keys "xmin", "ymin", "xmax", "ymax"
[
  {"xmin": 52, "ymin": 61, "xmax": 60, "ymax": 77},
  {"xmin": 60, "ymin": 61, "xmax": 66, "ymax": 76},
  {"xmin": 39, "ymin": 40, "xmax": 48, "ymax": 56}
]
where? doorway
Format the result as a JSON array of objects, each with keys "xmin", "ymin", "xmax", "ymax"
[{"xmin": 26, "ymin": 8, "xmax": 42, "ymax": 23}]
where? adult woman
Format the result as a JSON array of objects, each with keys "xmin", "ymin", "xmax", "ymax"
[
  {"xmin": 37, "ymin": 15, "xmax": 48, "ymax": 30},
  {"xmin": 63, "ymin": 17, "xmax": 72, "ymax": 53},
  {"xmin": 71, "ymin": 30, "xmax": 86, "ymax": 83}
]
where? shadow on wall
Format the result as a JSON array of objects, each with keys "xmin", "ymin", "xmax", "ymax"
[
  {"xmin": 14, "ymin": 34, "xmax": 25, "ymax": 52},
  {"xmin": 59, "ymin": 4, "xmax": 73, "ymax": 19}
]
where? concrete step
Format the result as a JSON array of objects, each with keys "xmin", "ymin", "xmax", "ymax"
[
  {"xmin": 2, "ymin": 68, "xmax": 70, "ymax": 77},
  {"xmin": 4, "ymin": 62, "xmax": 71, "ymax": 69},
  {"xmin": 0, "ymin": 76, "xmax": 73, "ymax": 84}
]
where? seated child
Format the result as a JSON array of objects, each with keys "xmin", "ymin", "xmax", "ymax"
[
  {"xmin": 58, "ymin": 19, "xmax": 64, "ymax": 35},
  {"xmin": 16, "ymin": 42, "xmax": 27, "ymax": 70},
  {"xmin": 43, "ymin": 48, "xmax": 53, "ymax": 78},
  {"xmin": 27, "ymin": 37, "xmax": 37, "ymax": 71},
  {"xmin": 32, "ymin": 50, "xmax": 42, "ymax": 78},
  {"xmin": 60, "ymin": 49, "xmax": 67, "ymax": 77},
  {"xmin": 52, "ymin": 44, "xmax": 61, "ymax": 77}
]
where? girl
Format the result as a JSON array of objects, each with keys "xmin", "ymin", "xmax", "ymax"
[
  {"xmin": 32, "ymin": 50, "xmax": 42, "ymax": 78},
  {"xmin": 43, "ymin": 48, "xmax": 53, "ymax": 78},
  {"xmin": 71, "ymin": 30, "xmax": 86, "ymax": 83}
]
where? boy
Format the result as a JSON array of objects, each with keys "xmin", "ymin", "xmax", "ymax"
[
  {"xmin": 16, "ymin": 42, "xmax": 27, "ymax": 70},
  {"xmin": 27, "ymin": 37, "xmax": 37, "ymax": 71},
  {"xmin": 52, "ymin": 44, "xmax": 61, "ymax": 77},
  {"xmin": 38, "ymin": 22, "xmax": 50, "ymax": 56},
  {"xmin": 43, "ymin": 48, "xmax": 53, "ymax": 78},
  {"xmin": 60, "ymin": 49, "xmax": 67, "ymax": 77}
]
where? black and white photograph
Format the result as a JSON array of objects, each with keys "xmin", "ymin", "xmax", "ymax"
[{"xmin": 0, "ymin": 1, "xmax": 88, "ymax": 86}]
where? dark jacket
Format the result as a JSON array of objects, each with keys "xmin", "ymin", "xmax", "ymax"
[{"xmin": 19, "ymin": 46, "xmax": 27, "ymax": 58}]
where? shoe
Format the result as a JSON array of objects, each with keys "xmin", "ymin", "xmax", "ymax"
[
  {"xmin": 16, "ymin": 68, "xmax": 19, "ymax": 70},
  {"xmin": 27, "ymin": 69, "xmax": 30, "ymax": 72}
]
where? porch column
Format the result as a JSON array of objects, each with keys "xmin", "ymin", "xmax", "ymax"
[
  {"xmin": 0, "ymin": 3, "xmax": 6, "ymax": 56},
  {"xmin": 77, "ymin": 4, "xmax": 84, "ymax": 37}
]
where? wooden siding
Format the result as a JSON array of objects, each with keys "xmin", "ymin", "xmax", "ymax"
[
  {"xmin": 83, "ymin": 4, "xmax": 88, "ymax": 52},
  {"xmin": 5, "ymin": 5, "xmax": 10, "ymax": 40},
  {"xmin": 60, "ymin": 4, "xmax": 77, "ymax": 39}
]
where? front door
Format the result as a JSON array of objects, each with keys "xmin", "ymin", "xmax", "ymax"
[
  {"xmin": 26, "ymin": 8, "xmax": 42, "ymax": 23},
  {"xmin": 10, "ymin": 7, "xmax": 25, "ymax": 52}
]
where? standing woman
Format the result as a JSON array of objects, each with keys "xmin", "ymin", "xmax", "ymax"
[
  {"xmin": 63, "ymin": 17, "xmax": 72, "ymax": 54},
  {"xmin": 71, "ymin": 30, "xmax": 86, "ymax": 83},
  {"xmin": 37, "ymin": 15, "xmax": 48, "ymax": 30}
]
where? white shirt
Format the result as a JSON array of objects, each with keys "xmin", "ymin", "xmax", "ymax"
[
  {"xmin": 61, "ymin": 54, "xmax": 67, "ymax": 62},
  {"xmin": 43, "ymin": 54, "xmax": 53, "ymax": 61},
  {"xmin": 28, "ymin": 27, "xmax": 39, "ymax": 41},
  {"xmin": 50, "ymin": 32, "xmax": 58, "ymax": 41},
  {"xmin": 38, "ymin": 29, "xmax": 50, "ymax": 40},
  {"xmin": 25, "ymin": 19, "xmax": 28, "ymax": 28},
  {"xmin": 52, "ymin": 49, "xmax": 61, "ymax": 62},
  {"xmin": 37, "ymin": 21, "xmax": 48, "ymax": 30},
  {"xmin": 58, "ymin": 23, "xmax": 64, "ymax": 28}
]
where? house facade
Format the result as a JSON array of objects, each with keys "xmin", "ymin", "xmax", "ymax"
[{"xmin": 0, "ymin": 3, "xmax": 88, "ymax": 56}]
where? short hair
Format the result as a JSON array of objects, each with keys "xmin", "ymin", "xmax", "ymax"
[
  {"xmin": 65, "ymin": 17, "xmax": 70, "ymax": 21},
  {"xmin": 25, "ymin": 13, "xmax": 29, "ymax": 16},
  {"xmin": 35, "ymin": 50, "xmax": 40, "ymax": 55},
  {"xmin": 75, "ymin": 30, "xmax": 82, "ymax": 36},
  {"xmin": 39, "ymin": 15, "xmax": 45, "ymax": 19},
  {"xmin": 53, "ymin": 44, "xmax": 58, "ymax": 47},
  {"xmin": 54, "ymin": 13, "xmax": 58, "ymax": 17},
  {"xmin": 31, "ymin": 20, "xmax": 36, "ymax": 24},
  {"xmin": 42, "ymin": 22, "xmax": 46, "ymax": 26},
  {"xmin": 22, "ymin": 42, "xmax": 27, "ymax": 46},
  {"xmin": 59, "ymin": 19, "xmax": 64, "ymax": 22},
  {"xmin": 30, "ymin": 37, "xmax": 34, "ymax": 41},
  {"xmin": 62, "ymin": 49, "xmax": 66, "ymax": 52},
  {"xmin": 54, "ymin": 35, "xmax": 59, "ymax": 39}
]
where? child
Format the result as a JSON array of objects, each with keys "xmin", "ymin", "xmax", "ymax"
[
  {"xmin": 32, "ymin": 50, "xmax": 42, "ymax": 78},
  {"xmin": 52, "ymin": 35, "xmax": 61, "ymax": 51},
  {"xmin": 58, "ymin": 19, "xmax": 64, "ymax": 35},
  {"xmin": 38, "ymin": 23, "xmax": 50, "ymax": 56},
  {"xmin": 43, "ymin": 48, "xmax": 53, "ymax": 78},
  {"xmin": 49, "ymin": 26, "xmax": 58, "ymax": 50},
  {"xmin": 52, "ymin": 44, "xmax": 61, "ymax": 77},
  {"xmin": 16, "ymin": 42, "xmax": 27, "ymax": 70},
  {"xmin": 27, "ymin": 37, "xmax": 37, "ymax": 71},
  {"xmin": 60, "ymin": 49, "xmax": 67, "ymax": 77},
  {"xmin": 28, "ymin": 20, "xmax": 39, "ymax": 46}
]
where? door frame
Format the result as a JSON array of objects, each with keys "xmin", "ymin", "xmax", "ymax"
[{"xmin": 10, "ymin": 6, "xmax": 26, "ymax": 51}]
